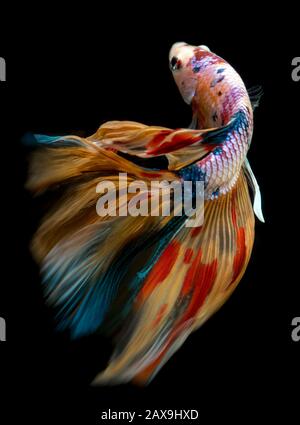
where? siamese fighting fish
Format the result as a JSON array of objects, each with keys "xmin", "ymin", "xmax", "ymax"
[{"xmin": 26, "ymin": 42, "xmax": 264, "ymax": 385}]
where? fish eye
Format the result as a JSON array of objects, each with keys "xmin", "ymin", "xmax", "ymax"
[{"xmin": 170, "ymin": 56, "xmax": 182, "ymax": 71}]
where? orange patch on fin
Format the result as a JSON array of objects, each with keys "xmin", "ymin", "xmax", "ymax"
[
  {"xmin": 134, "ymin": 257, "xmax": 217, "ymax": 384},
  {"xmin": 133, "ymin": 256, "xmax": 217, "ymax": 385},
  {"xmin": 181, "ymin": 258, "xmax": 218, "ymax": 321},
  {"xmin": 139, "ymin": 240, "xmax": 181, "ymax": 300}
]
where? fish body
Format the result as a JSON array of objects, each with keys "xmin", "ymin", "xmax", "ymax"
[
  {"xmin": 169, "ymin": 43, "xmax": 254, "ymax": 199},
  {"xmin": 26, "ymin": 42, "xmax": 263, "ymax": 385}
]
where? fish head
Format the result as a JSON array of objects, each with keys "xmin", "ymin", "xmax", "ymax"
[{"xmin": 169, "ymin": 42, "xmax": 220, "ymax": 104}]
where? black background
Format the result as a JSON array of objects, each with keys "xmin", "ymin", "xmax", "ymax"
[{"xmin": 1, "ymin": 7, "xmax": 299, "ymax": 424}]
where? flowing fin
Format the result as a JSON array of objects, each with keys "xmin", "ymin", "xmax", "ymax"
[
  {"xmin": 89, "ymin": 120, "xmax": 215, "ymax": 161},
  {"xmin": 27, "ymin": 135, "xmax": 186, "ymax": 338},
  {"xmin": 247, "ymin": 85, "xmax": 263, "ymax": 110},
  {"xmin": 22, "ymin": 132, "xmax": 85, "ymax": 147},
  {"xmin": 93, "ymin": 171, "xmax": 255, "ymax": 385},
  {"xmin": 243, "ymin": 158, "xmax": 265, "ymax": 222},
  {"xmin": 27, "ymin": 117, "xmax": 256, "ymax": 383},
  {"xmin": 88, "ymin": 113, "xmax": 244, "ymax": 171},
  {"xmin": 26, "ymin": 135, "xmax": 175, "ymax": 195}
]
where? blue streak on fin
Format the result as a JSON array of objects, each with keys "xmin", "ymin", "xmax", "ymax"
[
  {"xmin": 44, "ymin": 214, "xmax": 187, "ymax": 340},
  {"xmin": 22, "ymin": 132, "xmax": 83, "ymax": 147},
  {"xmin": 22, "ymin": 132, "xmax": 63, "ymax": 146},
  {"xmin": 84, "ymin": 215, "xmax": 187, "ymax": 337},
  {"xmin": 42, "ymin": 224, "xmax": 112, "ymax": 339}
]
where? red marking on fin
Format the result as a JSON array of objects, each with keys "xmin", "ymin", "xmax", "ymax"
[
  {"xmin": 231, "ymin": 194, "xmax": 237, "ymax": 229},
  {"xmin": 229, "ymin": 227, "xmax": 246, "ymax": 286},
  {"xmin": 133, "ymin": 254, "xmax": 217, "ymax": 384},
  {"xmin": 181, "ymin": 254, "xmax": 218, "ymax": 320},
  {"xmin": 147, "ymin": 132, "xmax": 201, "ymax": 155},
  {"xmin": 139, "ymin": 240, "xmax": 181, "ymax": 299},
  {"xmin": 181, "ymin": 249, "xmax": 203, "ymax": 296},
  {"xmin": 146, "ymin": 130, "xmax": 172, "ymax": 150},
  {"xmin": 140, "ymin": 172, "xmax": 164, "ymax": 179},
  {"xmin": 184, "ymin": 248, "xmax": 194, "ymax": 264},
  {"xmin": 191, "ymin": 225, "xmax": 202, "ymax": 238},
  {"xmin": 191, "ymin": 259, "xmax": 218, "ymax": 314},
  {"xmin": 105, "ymin": 147, "xmax": 118, "ymax": 152}
]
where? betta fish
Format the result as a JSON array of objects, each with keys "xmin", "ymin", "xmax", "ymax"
[{"xmin": 26, "ymin": 42, "xmax": 264, "ymax": 385}]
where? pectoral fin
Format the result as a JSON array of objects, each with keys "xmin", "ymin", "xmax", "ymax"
[{"xmin": 243, "ymin": 158, "xmax": 265, "ymax": 222}]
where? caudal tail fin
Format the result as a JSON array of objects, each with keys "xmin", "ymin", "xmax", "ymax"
[
  {"xmin": 92, "ymin": 171, "xmax": 255, "ymax": 385},
  {"xmin": 26, "ymin": 132, "xmax": 183, "ymax": 339},
  {"xmin": 26, "ymin": 125, "xmax": 255, "ymax": 385}
]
